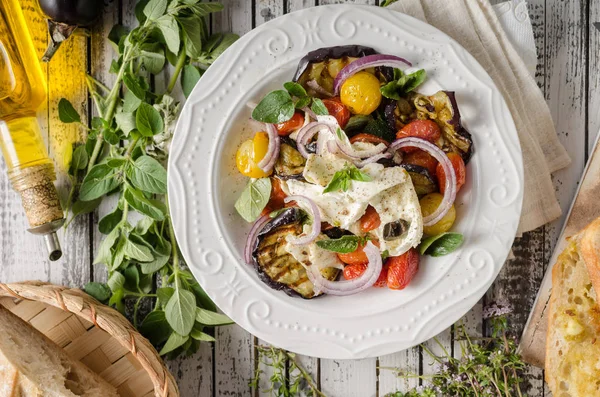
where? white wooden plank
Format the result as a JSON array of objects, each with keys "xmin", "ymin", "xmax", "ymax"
[
  {"xmin": 287, "ymin": 0, "xmax": 316, "ymax": 12},
  {"xmin": 378, "ymin": 348, "xmax": 420, "ymax": 394},
  {"xmin": 589, "ymin": 1, "xmax": 600, "ymax": 150}
]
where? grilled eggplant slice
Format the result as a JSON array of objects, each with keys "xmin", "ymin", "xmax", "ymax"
[
  {"xmin": 275, "ymin": 143, "xmax": 306, "ymax": 179},
  {"xmin": 252, "ymin": 208, "xmax": 340, "ymax": 299},
  {"xmin": 413, "ymin": 91, "xmax": 474, "ymax": 163},
  {"xmin": 400, "ymin": 164, "xmax": 437, "ymax": 196}
]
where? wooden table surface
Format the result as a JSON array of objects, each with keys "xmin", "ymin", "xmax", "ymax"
[{"xmin": 1, "ymin": 0, "xmax": 597, "ymax": 396}]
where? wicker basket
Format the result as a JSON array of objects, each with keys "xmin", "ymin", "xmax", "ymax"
[{"xmin": 0, "ymin": 281, "xmax": 179, "ymax": 397}]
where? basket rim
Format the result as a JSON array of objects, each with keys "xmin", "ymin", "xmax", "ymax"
[{"xmin": 0, "ymin": 281, "xmax": 179, "ymax": 397}]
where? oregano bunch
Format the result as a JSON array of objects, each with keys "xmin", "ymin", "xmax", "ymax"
[{"xmin": 59, "ymin": 0, "xmax": 238, "ymax": 357}]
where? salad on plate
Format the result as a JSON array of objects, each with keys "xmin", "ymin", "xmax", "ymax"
[{"xmin": 233, "ymin": 45, "xmax": 473, "ymax": 299}]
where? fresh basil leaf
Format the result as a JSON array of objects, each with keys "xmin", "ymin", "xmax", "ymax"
[
  {"xmin": 71, "ymin": 198, "xmax": 101, "ymax": 217},
  {"xmin": 322, "ymin": 171, "xmax": 348, "ymax": 193},
  {"xmin": 99, "ymin": 207, "xmax": 123, "ymax": 234},
  {"xmin": 178, "ymin": 15, "xmax": 203, "ymax": 59},
  {"xmin": 139, "ymin": 42, "xmax": 166, "ymax": 74},
  {"xmin": 122, "ymin": 238, "xmax": 154, "ymax": 262},
  {"xmin": 316, "ymin": 235, "xmax": 361, "ymax": 253},
  {"xmin": 84, "ymin": 282, "xmax": 111, "ymax": 302},
  {"xmin": 79, "ymin": 164, "xmax": 120, "ymax": 201},
  {"xmin": 70, "ymin": 145, "xmax": 88, "ymax": 174},
  {"xmin": 115, "ymin": 111, "xmax": 136, "ymax": 135},
  {"xmin": 136, "ymin": 102, "xmax": 164, "ymax": 136},
  {"xmin": 140, "ymin": 310, "xmax": 172, "ymax": 346},
  {"xmin": 58, "ymin": 98, "xmax": 81, "ymax": 123},
  {"xmin": 251, "ymin": 90, "xmax": 294, "ymax": 123},
  {"xmin": 165, "ymin": 288, "xmax": 196, "ymax": 335},
  {"xmin": 348, "ymin": 167, "xmax": 372, "ymax": 182},
  {"xmin": 127, "ymin": 155, "xmax": 167, "ymax": 194},
  {"xmin": 156, "ymin": 15, "xmax": 180, "ymax": 54},
  {"xmin": 234, "ymin": 178, "xmax": 272, "ymax": 223},
  {"xmin": 157, "ymin": 287, "xmax": 175, "ymax": 307},
  {"xmin": 419, "ymin": 232, "xmax": 464, "ymax": 257},
  {"xmin": 365, "ymin": 116, "xmax": 394, "ymax": 142},
  {"xmin": 294, "ymin": 96, "xmax": 311, "ymax": 109},
  {"xmin": 123, "ymin": 89, "xmax": 142, "ymax": 112},
  {"xmin": 123, "ymin": 71, "xmax": 146, "ymax": 100},
  {"xmin": 107, "ymin": 271, "xmax": 126, "ymax": 292},
  {"xmin": 181, "ymin": 64, "xmax": 202, "ymax": 98},
  {"xmin": 124, "ymin": 188, "xmax": 166, "ymax": 220},
  {"xmin": 402, "ymin": 69, "xmax": 427, "ymax": 93},
  {"xmin": 143, "ymin": 0, "xmax": 167, "ymax": 20},
  {"xmin": 311, "ymin": 98, "xmax": 329, "ymax": 116},
  {"xmin": 381, "ymin": 69, "xmax": 426, "ymax": 100},
  {"xmin": 283, "ymin": 81, "xmax": 307, "ymax": 98},
  {"xmin": 190, "ymin": 328, "xmax": 215, "ymax": 342},
  {"xmin": 196, "ymin": 307, "xmax": 234, "ymax": 326},
  {"xmin": 159, "ymin": 332, "xmax": 189, "ymax": 355}
]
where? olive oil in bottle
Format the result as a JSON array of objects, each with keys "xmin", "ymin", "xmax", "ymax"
[{"xmin": 0, "ymin": 0, "xmax": 65, "ymax": 260}]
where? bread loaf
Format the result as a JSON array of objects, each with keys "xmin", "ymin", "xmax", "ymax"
[
  {"xmin": 0, "ymin": 305, "xmax": 119, "ymax": 397},
  {"xmin": 545, "ymin": 220, "xmax": 600, "ymax": 396}
]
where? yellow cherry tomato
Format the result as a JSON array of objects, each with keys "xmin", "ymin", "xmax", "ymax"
[
  {"xmin": 340, "ymin": 71, "xmax": 382, "ymax": 115},
  {"xmin": 236, "ymin": 132, "xmax": 272, "ymax": 178},
  {"xmin": 420, "ymin": 193, "xmax": 456, "ymax": 235}
]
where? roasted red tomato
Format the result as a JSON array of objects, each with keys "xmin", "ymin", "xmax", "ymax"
[
  {"xmin": 275, "ymin": 112, "xmax": 304, "ymax": 136},
  {"xmin": 337, "ymin": 240, "xmax": 380, "ymax": 266},
  {"xmin": 387, "ymin": 248, "xmax": 419, "ymax": 290},
  {"xmin": 350, "ymin": 133, "xmax": 389, "ymax": 146},
  {"xmin": 436, "ymin": 152, "xmax": 466, "ymax": 194},
  {"xmin": 396, "ymin": 120, "xmax": 441, "ymax": 153},
  {"xmin": 322, "ymin": 97, "xmax": 351, "ymax": 128},
  {"xmin": 268, "ymin": 177, "xmax": 287, "ymax": 209},
  {"xmin": 359, "ymin": 205, "xmax": 381, "ymax": 233},
  {"xmin": 402, "ymin": 150, "xmax": 439, "ymax": 177},
  {"xmin": 343, "ymin": 262, "xmax": 389, "ymax": 288}
]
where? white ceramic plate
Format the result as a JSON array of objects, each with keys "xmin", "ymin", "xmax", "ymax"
[{"xmin": 168, "ymin": 4, "xmax": 523, "ymax": 359}]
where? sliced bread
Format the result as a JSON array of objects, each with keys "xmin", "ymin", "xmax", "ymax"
[{"xmin": 0, "ymin": 305, "xmax": 119, "ymax": 397}]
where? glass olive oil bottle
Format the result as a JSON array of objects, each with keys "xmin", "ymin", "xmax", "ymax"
[{"xmin": 0, "ymin": 0, "xmax": 64, "ymax": 260}]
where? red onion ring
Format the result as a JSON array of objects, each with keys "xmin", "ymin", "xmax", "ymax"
[
  {"xmin": 307, "ymin": 241, "xmax": 382, "ymax": 296},
  {"xmin": 333, "ymin": 54, "xmax": 412, "ymax": 95},
  {"xmin": 389, "ymin": 137, "xmax": 457, "ymax": 226},
  {"xmin": 306, "ymin": 79, "xmax": 333, "ymax": 97},
  {"xmin": 355, "ymin": 152, "xmax": 392, "ymax": 168},
  {"xmin": 301, "ymin": 106, "xmax": 317, "ymax": 121},
  {"xmin": 284, "ymin": 195, "xmax": 321, "ymax": 245},
  {"xmin": 244, "ymin": 215, "xmax": 270, "ymax": 264},
  {"xmin": 334, "ymin": 131, "xmax": 387, "ymax": 159},
  {"xmin": 295, "ymin": 122, "xmax": 335, "ymax": 158},
  {"xmin": 258, "ymin": 123, "xmax": 280, "ymax": 172}
]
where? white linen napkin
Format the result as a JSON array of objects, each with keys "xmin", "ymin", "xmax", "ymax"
[{"xmin": 389, "ymin": 0, "xmax": 571, "ymax": 234}]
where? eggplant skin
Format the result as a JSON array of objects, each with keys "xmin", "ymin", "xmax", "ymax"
[
  {"xmin": 252, "ymin": 208, "xmax": 340, "ymax": 299},
  {"xmin": 275, "ymin": 143, "xmax": 306, "ymax": 180},
  {"xmin": 292, "ymin": 45, "xmax": 379, "ymax": 82},
  {"xmin": 399, "ymin": 164, "xmax": 438, "ymax": 196}
]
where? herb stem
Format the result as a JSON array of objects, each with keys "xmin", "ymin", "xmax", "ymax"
[
  {"xmin": 167, "ymin": 45, "xmax": 187, "ymax": 94},
  {"xmin": 285, "ymin": 351, "xmax": 326, "ymax": 397},
  {"xmin": 125, "ymin": 137, "xmax": 141, "ymax": 158},
  {"xmin": 133, "ymin": 296, "xmax": 142, "ymax": 328},
  {"xmin": 86, "ymin": 74, "xmax": 111, "ymax": 93}
]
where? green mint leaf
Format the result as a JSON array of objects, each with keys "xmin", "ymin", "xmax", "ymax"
[
  {"xmin": 123, "ymin": 72, "xmax": 146, "ymax": 100},
  {"xmin": 165, "ymin": 288, "xmax": 197, "ymax": 335},
  {"xmin": 122, "ymin": 238, "xmax": 154, "ymax": 262},
  {"xmin": 143, "ymin": 0, "xmax": 167, "ymax": 20},
  {"xmin": 283, "ymin": 81, "xmax": 308, "ymax": 98},
  {"xmin": 84, "ymin": 282, "xmax": 111, "ymax": 302},
  {"xmin": 251, "ymin": 90, "xmax": 294, "ymax": 123},
  {"xmin": 107, "ymin": 270, "xmax": 126, "ymax": 293},
  {"xmin": 156, "ymin": 15, "xmax": 180, "ymax": 54},
  {"xmin": 181, "ymin": 64, "xmax": 203, "ymax": 98},
  {"xmin": 123, "ymin": 89, "xmax": 142, "ymax": 112},
  {"xmin": 419, "ymin": 232, "xmax": 464, "ymax": 257},
  {"xmin": 316, "ymin": 235, "xmax": 361, "ymax": 253},
  {"xmin": 115, "ymin": 111, "xmax": 136, "ymax": 135},
  {"xmin": 196, "ymin": 307, "xmax": 234, "ymax": 326},
  {"xmin": 79, "ymin": 164, "xmax": 120, "ymax": 201},
  {"xmin": 140, "ymin": 310, "xmax": 172, "ymax": 346},
  {"xmin": 136, "ymin": 102, "xmax": 164, "ymax": 136},
  {"xmin": 178, "ymin": 15, "xmax": 204, "ymax": 59},
  {"xmin": 294, "ymin": 96, "xmax": 311, "ymax": 109},
  {"xmin": 69, "ymin": 145, "xmax": 88, "ymax": 174},
  {"xmin": 139, "ymin": 42, "xmax": 166, "ymax": 74},
  {"xmin": 159, "ymin": 332, "xmax": 189, "ymax": 355},
  {"xmin": 58, "ymin": 98, "xmax": 81, "ymax": 123},
  {"xmin": 127, "ymin": 155, "xmax": 168, "ymax": 194},
  {"xmin": 311, "ymin": 98, "xmax": 329, "ymax": 116},
  {"xmin": 99, "ymin": 207, "xmax": 123, "ymax": 235},
  {"xmin": 190, "ymin": 328, "xmax": 216, "ymax": 342},
  {"xmin": 71, "ymin": 198, "xmax": 101, "ymax": 217},
  {"xmin": 124, "ymin": 188, "xmax": 166, "ymax": 220},
  {"xmin": 234, "ymin": 178, "xmax": 272, "ymax": 223}
]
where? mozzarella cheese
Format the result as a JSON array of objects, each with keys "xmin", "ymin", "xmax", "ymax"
[{"xmin": 285, "ymin": 230, "xmax": 344, "ymax": 271}]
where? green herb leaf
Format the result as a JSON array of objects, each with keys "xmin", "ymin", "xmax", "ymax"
[
  {"xmin": 156, "ymin": 15, "xmax": 180, "ymax": 54},
  {"xmin": 140, "ymin": 310, "xmax": 172, "ymax": 346},
  {"xmin": 108, "ymin": 24, "xmax": 129, "ymax": 49},
  {"xmin": 205, "ymin": 33, "xmax": 237, "ymax": 61},
  {"xmin": 123, "ymin": 71, "xmax": 146, "ymax": 100},
  {"xmin": 348, "ymin": 167, "xmax": 373, "ymax": 182},
  {"xmin": 94, "ymin": 227, "xmax": 121, "ymax": 265},
  {"xmin": 123, "ymin": 89, "xmax": 142, "ymax": 112},
  {"xmin": 122, "ymin": 238, "xmax": 154, "ymax": 262},
  {"xmin": 109, "ymin": 288, "xmax": 125, "ymax": 313},
  {"xmin": 323, "ymin": 166, "xmax": 372, "ymax": 193},
  {"xmin": 380, "ymin": 69, "xmax": 427, "ymax": 100},
  {"xmin": 191, "ymin": 2, "xmax": 224, "ymax": 15},
  {"xmin": 115, "ymin": 111, "xmax": 136, "ymax": 135},
  {"xmin": 136, "ymin": 103, "xmax": 164, "ymax": 137},
  {"xmin": 181, "ymin": 64, "xmax": 202, "ymax": 98},
  {"xmin": 311, "ymin": 98, "xmax": 329, "ymax": 116},
  {"xmin": 71, "ymin": 198, "xmax": 101, "ymax": 217},
  {"xmin": 190, "ymin": 328, "xmax": 215, "ymax": 342},
  {"xmin": 381, "ymin": 250, "xmax": 390, "ymax": 260},
  {"xmin": 143, "ymin": 0, "xmax": 167, "ymax": 20},
  {"xmin": 419, "ymin": 232, "xmax": 464, "ymax": 257},
  {"xmin": 124, "ymin": 188, "xmax": 166, "ymax": 220},
  {"xmin": 84, "ymin": 282, "xmax": 111, "ymax": 302},
  {"xmin": 294, "ymin": 96, "xmax": 311, "ymax": 109},
  {"xmin": 251, "ymin": 90, "xmax": 294, "ymax": 123},
  {"xmin": 283, "ymin": 81, "xmax": 307, "ymax": 98},
  {"xmin": 178, "ymin": 15, "xmax": 203, "ymax": 59},
  {"xmin": 107, "ymin": 271, "xmax": 126, "ymax": 292},
  {"xmin": 127, "ymin": 155, "xmax": 168, "ymax": 194},
  {"xmin": 196, "ymin": 307, "xmax": 234, "ymax": 326},
  {"xmin": 134, "ymin": 216, "xmax": 154, "ymax": 235},
  {"xmin": 364, "ymin": 115, "xmax": 394, "ymax": 142},
  {"xmin": 315, "ymin": 235, "xmax": 361, "ymax": 253},
  {"xmin": 99, "ymin": 207, "xmax": 123, "ymax": 234},
  {"xmin": 79, "ymin": 164, "xmax": 120, "ymax": 201},
  {"xmin": 159, "ymin": 332, "xmax": 189, "ymax": 355},
  {"xmin": 157, "ymin": 287, "xmax": 175, "ymax": 307},
  {"xmin": 234, "ymin": 178, "xmax": 272, "ymax": 223},
  {"xmin": 345, "ymin": 115, "xmax": 372, "ymax": 133},
  {"xmin": 165, "ymin": 289, "xmax": 196, "ymax": 335},
  {"xmin": 139, "ymin": 42, "xmax": 166, "ymax": 74},
  {"xmin": 190, "ymin": 282, "xmax": 216, "ymax": 312},
  {"xmin": 58, "ymin": 98, "xmax": 81, "ymax": 123},
  {"xmin": 69, "ymin": 145, "xmax": 88, "ymax": 174}
]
